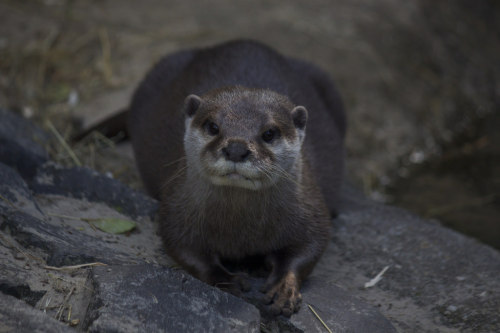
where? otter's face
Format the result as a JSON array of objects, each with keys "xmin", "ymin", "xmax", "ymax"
[{"xmin": 183, "ymin": 89, "xmax": 307, "ymax": 190}]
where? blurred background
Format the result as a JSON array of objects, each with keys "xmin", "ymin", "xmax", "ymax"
[{"xmin": 1, "ymin": 0, "xmax": 499, "ymax": 248}]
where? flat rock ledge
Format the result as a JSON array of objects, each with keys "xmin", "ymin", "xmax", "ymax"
[
  {"xmin": 86, "ymin": 265, "xmax": 260, "ymax": 332},
  {"xmin": 0, "ymin": 108, "xmax": 499, "ymax": 332}
]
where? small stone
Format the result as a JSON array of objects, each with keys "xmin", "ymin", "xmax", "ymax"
[
  {"xmin": 68, "ymin": 90, "xmax": 79, "ymax": 107},
  {"xmin": 70, "ymin": 319, "xmax": 80, "ymax": 326},
  {"xmin": 409, "ymin": 150, "xmax": 425, "ymax": 164},
  {"xmin": 446, "ymin": 305, "xmax": 457, "ymax": 312},
  {"xmin": 22, "ymin": 106, "xmax": 34, "ymax": 119},
  {"xmin": 14, "ymin": 252, "xmax": 26, "ymax": 260}
]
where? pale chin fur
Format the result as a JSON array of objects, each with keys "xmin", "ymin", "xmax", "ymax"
[
  {"xmin": 206, "ymin": 159, "xmax": 272, "ymax": 190},
  {"xmin": 209, "ymin": 174, "xmax": 265, "ymax": 190}
]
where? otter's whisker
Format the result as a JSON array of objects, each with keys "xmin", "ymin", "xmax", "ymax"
[
  {"xmin": 271, "ymin": 163, "xmax": 302, "ymax": 188},
  {"xmin": 162, "ymin": 156, "xmax": 187, "ymax": 168},
  {"xmin": 160, "ymin": 165, "xmax": 187, "ymax": 190}
]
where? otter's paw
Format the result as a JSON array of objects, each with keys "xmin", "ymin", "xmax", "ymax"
[{"xmin": 262, "ymin": 272, "xmax": 302, "ymax": 317}]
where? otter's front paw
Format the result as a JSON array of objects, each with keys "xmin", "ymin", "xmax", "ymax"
[{"xmin": 262, "ymin": 272, "xmax": 302, "ymax": 317}]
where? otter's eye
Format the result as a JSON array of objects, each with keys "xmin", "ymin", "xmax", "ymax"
[
  {"xmin": 262, "ymin": 128, "xmax": 278, "ymax": 143},
  {"xmin": 206, "ymin": 121, "xmax": 219, "ymax": 136}
]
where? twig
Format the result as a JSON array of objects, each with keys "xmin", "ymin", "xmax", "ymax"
[
  {"xmin": 150, "ymin": 293, "xmax": 158, "ymax": 304},
  {"xmin": 67, "ymin": 304, "xmax": 72, "ymax": 322},
  {"xmin": 47, "ymin": 273, "xmax": 92, "ymax": 291},
  {"xmin": 43, "ymin": 296, "xmax": 52, "ymax": 313},
  {"xmin": 0, "ymin": 194, "xmax": 17, "ymax": 210},
  {"xmin": 364, "ymin": 266, "xmax": 390, "ymax": 288},
  {"xmin": 56, "ymin": 286, "xmax": 75, "ymax": 321},
  {"xmin": 98, "ymin": 28, "xmax": 114, "ymax": 85},
  {"xmin": 260, "ymin": 323, "xmax": 272, "ymax": 333},
  {"xmin": 46, "ymin": 120, "xmax": 81, "ymax": 166},
  {"xmin": 93, "ymin": 130, "xmax": 116, "ymax": 147},
  {"xmin": 307, "ymin": 304, "xmax": 332, "ymax": 333},
  {"xmin": 44, "ymin": 262, "xmax": 107, "ymax": 271}
]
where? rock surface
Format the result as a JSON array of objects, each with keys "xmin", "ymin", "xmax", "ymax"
[
  {"xmin": 32, "ymin": 162, "xmax": 158, "ymax": 220},
  {"xmin": 0, "ymin": 294, "xmax": 73, "ymax": 333},
  {"xmin": 1, "ymin": 109, "xmax": 499, "ymax": 332},
  {"xmin": 323, "ymin": 185, "xmax": 500, "ymax": 332},
  {"xmin": 290, "ymin": 278, "xmax": 398, "ymax": 333},
  {"xmin": 86, "ymin": 265, "xmax": 260, "ymax": 333}
]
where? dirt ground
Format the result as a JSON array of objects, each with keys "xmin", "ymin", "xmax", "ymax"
[{"xmin": 0, "ymin": 1, "xmax": 499, "ymax": 244}]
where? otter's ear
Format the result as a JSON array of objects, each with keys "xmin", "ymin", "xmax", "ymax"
[
  {"xmin": 184, "ymin": 94, "xmax": 202, "ymax": 118},
  {"xmin": 291, "ymin": 106, "xmax": 308, "ymax": 130}
]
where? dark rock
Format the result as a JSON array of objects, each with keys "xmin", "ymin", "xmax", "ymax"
[
  {"xmin": 290, "ymin": 278, "xmax": 397, "ymax": 333},
  {"xmin": 238, "ymin": 267, "xmax": 396, "ymax": 332},
  {"xmin": 0, "ymin": 163, "xmax": 33, "ymax": 204},
  {"xmin": 0, "ymin": 282, "xmax": 46, "ymax": 307},
  {"xmin": 32, "ymin": 163, "xmax": 158, "ymax": 219},
  {"xmin": 0, "ymin": 161, "xmax": 151, "ymax": 267},
  {"xmin": 0, "ymin": 209, "xmax": 133, "ymax": 266},
  {"xmin": 0, "ymin": 109, "xmax": 49, "ymax": 181},
  {"xmin": 0, "ymin": 294, "xmax": 73, "ymax": 333},
  {"xmin": 86, "ymin": 264, "xmax": 261, "ymax": 332},
  {"xmin": 0, "ymin": 162, "xmax": 43, "ymax": 218},
  {"xmin": 314, "ymin": 183, "xmax": 500, "ymax": 332}
]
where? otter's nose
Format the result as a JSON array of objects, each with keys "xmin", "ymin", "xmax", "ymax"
[{"xmin": 222, "ymin": 142, "xmax": 251, "ymax": 162}]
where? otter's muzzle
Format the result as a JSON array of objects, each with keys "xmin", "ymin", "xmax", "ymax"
[{"xmin": 222, "ymin": 141, "xmax": 251, "ymax": 163}]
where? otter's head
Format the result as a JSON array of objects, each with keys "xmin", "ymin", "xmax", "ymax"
[{"xmin": 182, "ymin": 87, "xmax": 307, "ymax": 191}]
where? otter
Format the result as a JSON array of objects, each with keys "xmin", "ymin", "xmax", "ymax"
[{"xmin": 128, "ymin": 40, "xmax": 345, "ymax": 316}]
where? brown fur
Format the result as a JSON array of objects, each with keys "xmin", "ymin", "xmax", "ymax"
[{"xmin": 128, "ymin": 40, "xmax": 345, "ymax": 316}]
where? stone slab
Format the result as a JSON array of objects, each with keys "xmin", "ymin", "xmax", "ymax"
[
  {"xmin": 0, "ymin": 294, "xmax": 73, "ymax": 333},
  {"xmin": 86, "ymin": 264, "xmax": 261, "ymax": 333},
  {"xmin": 32, "ymin": 163, "xmax": 158, "ymax": 220}
]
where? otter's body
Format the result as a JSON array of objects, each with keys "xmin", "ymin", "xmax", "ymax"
[{"xmin": 128, "ymin": 40, "xmax": 345, "ymax": 316}]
